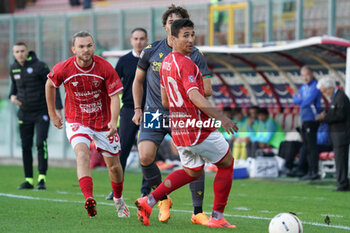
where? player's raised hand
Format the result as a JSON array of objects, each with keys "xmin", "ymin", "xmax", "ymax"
[
  {"xmin": 220, "ymin": 117, "xmax": 239, "ymax": 135},
  {"xmin": 132, "ymin": 109, "xmax": 143, "ymax": 125},
  {"xmin": 50, "ymin": 113, "xmax": 63, "ymax": 129},
  {"xmin": 107, "ymin": 121, "xmax": 118, "ymax": 138}
]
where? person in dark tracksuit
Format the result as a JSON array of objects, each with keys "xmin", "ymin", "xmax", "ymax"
[
  {"xmin": 9, "ymin": 42, "xmax": 63, "ymax": 190},
  {"xmin": 106, "ymin": 28, "xmax": 150, "ymax": 200},
  {"xmin": 293, "ymin": 65, "xmax": 322, "ymax": 181},
  {"xmin": 316, "ymin": 77, "xmax": 350, "ymax": 192}
]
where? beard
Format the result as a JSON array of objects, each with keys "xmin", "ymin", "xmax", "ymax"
[{"xmin": 77, "ymin": 53, "xmax": 93, "ymax": 63}]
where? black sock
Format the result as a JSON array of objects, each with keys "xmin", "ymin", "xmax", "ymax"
[
  {"xmin": 189, "ymin": 172, "xmax": 205, "ymax": 214},
  {"xmin": 141, "ymin": 161, "xmax": 163, "ymax": 189},
  {"xmin": 141, "ymin": 162, "xmax": 168, "ymax": 200},
  {"xmin": 194, "ymin": 206, "xmax": 203, "ymax": 215}
]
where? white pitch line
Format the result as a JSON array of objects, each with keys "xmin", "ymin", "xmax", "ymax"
[{"xmin": 1, "ymin": 193, "xmax": 350, "ymax": 231}]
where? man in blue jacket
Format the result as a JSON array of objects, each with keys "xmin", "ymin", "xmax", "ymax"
[{"xmin": 293, "ymin": 66, "xmax": 322, "ymax": 180}]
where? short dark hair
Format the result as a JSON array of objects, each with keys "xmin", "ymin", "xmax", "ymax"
[
  {"xmin": 232, "ymin": 107, "xmax": 242, "ymax": 115},
  {"xmin": 72, "ymin": 31, "xmax": 94, "ymax": 46},
  {"xmin": 223, "ymin": 106, "xmax": 232, "ymax": 112},
  {"xmin": 162, "ymin": 4, "xmax": 190, "ymax": 26},
  {"xmin": 258, "ymin": 107, "xmax": 269, "ymax": 116},
  {"xmin": 248, "ymin": 105, "xmax": 259, "ymax": 117},
  {"xmin": 131, "ymin": 27, "xmax": 148, "ymax": 37},
  {"xmin": 171, "ymin": 19, "xmax": 194, "ymax": 37},
  {"xmin": 14, "ymin": 41, "xmax": 27, "ymax": 47}
]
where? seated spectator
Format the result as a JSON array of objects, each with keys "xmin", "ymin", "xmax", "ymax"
[
  {"xmin": 247, "ymin": 107, "xmax": 285, "ymax": 157},
  {"xmin": 232, "ymin": 107, "xmax": 249, "ymax": 160},
  {"xmin": 245, "ymin": 106, "xmax": 259, "ymax": 157}
]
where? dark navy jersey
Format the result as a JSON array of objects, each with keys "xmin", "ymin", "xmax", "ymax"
[{"xmin": 137, "ymin": 38, "xmax": 210, "ymax": 113}]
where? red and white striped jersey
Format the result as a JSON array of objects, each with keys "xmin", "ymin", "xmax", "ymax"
[
  {"xmin": 48, "ymin": 55, "xmax": 123, "ymax": 131},
  {"xmin": 160, "ymin": 52, "xmax": 216, "ymax": 147}
]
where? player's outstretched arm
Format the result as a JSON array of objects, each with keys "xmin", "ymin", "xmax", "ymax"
[
  {"xmin": 132, "ymin": 69, "xmax": 146, "ymax": 125},
  {"xmin": 107, "ymin": 93, "xmax": 121, "ymax": 138},
  {"xmin": 203, "ymin": 78, "xmax": 212, "ymax": 97},
  {"xmin": 188, "ymin": 89, "xmax": 238, "ymax": 135},
  {"xmin": 45, "ymin": 79, "xmax": 63, "ymax": 129}
]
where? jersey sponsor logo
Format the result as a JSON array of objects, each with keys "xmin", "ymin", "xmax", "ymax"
[
  {"xmin": 71, "ymin": 123, "xmax": 80, "ymax": 132},
  {"xmin": 12, "ymin": 68, "xmax": 21, "ymax": 73},
  {"xmin": 152, "ymin": 61, "xmax": 162, "ymax": 72},
  {"xmin": 143, "ymin": 110, "xmax": 162, "ymax": 129},
  {"xmin": 159, "ymin": 53, "xmax": 164, "ymax": 58},
  {"xmin": 79, "ymin": 101, "xmax": 102, "ymax": 113},
  {"xmin": 188, "ymin": 75, "xmax": 195, "ymax": 83},
  {"xmin": 74, "ymin": 90, "xmax": 101, "ymax": 100},
  {"xmin": 26, "ymin": 67, "xmax": 33, "ymax": 74},
  {"xmin": 14, "ymin": 74, "xmax": 21, "ymax": 80},
  {"xmin": 72, "ymin": 81, "xmax": 79, "ymax": 87}
]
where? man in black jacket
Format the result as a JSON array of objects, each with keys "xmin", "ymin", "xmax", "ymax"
[
  {"xmin": 9, "ymin": 42, "xmax": 63, "ymax": 190},
  {"xmin": 105, "ymin": 28, "xmax": 150, "ymax": 200},
  {"xmin": 316, "ymin": 77, "xmax": 350, "ymax": 192}
]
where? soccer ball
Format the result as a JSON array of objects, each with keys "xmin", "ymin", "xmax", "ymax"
[{"xmin": 269, "ymin": 213, "xmax": 303, "ymax": 233}]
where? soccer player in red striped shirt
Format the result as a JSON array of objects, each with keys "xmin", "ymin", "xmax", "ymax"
[
  {"xmin": 135, "ymin": 19, "xmax": 238, "ymax": 228},
  {"xmin": 132, "ymin": 5, "xmax": 212, "ymax": 225},
  {"xmin": 45, "ymin": 31, "xmax": 129, "ymax": 218}
]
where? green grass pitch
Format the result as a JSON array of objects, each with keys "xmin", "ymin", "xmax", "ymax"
[{"xmin": 0, "ymin": 165, "xmax": 349, "ymax": 232}]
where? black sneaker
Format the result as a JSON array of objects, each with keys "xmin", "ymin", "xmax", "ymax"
[
  {"xmin": 105, "ymin": 191, "xmax": 113, "ymax": 200},
  {"xmin": 37, "ymin": 179, "xmax": 46, "ymax": 190},
  {"xmin": 18, "ymin": 181, "xmax": 34, "ymax": 190}
]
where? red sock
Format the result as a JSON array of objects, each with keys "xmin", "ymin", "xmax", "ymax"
[
  {"xmin": 111, "ymin": 181, "xmax": 123, "ymax": 199},
  {"xmin": 79, "ymin": 176, "xmax": 93, "ymax": 200},
  {"xmin": 213, "ymin": 160, "xmax": 234, "ymax": 213},
  {"xmin": 152, "ymin": 169, "xmax": 197, "ymax": 202}
]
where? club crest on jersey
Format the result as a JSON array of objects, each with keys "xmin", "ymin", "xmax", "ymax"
[
  {"xmin": 188, "ymin": 75, "xmax": 195, "ymax": 83},
  {"xmin": 71, "ymin": 124, "xmax": 80, "ymax": 132},
  {"xmin": 92, "ymin": 80, "xmax": 100, "ymax": 88},
  {"xmin": 159, "ymin": 53, "xmax": 164, "ymax": 58},
  {"xmin": 72, "ymin": 81, "xmax": 79, "ymax": 87}
]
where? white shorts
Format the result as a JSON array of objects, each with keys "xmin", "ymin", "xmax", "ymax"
[
  {"xmin": 176, "ymin": 130, "xmax": 230, "ymax": 170},
  {"xmin": 66, "ymin": 123, "xmax": 121, "ymax": 157}
]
